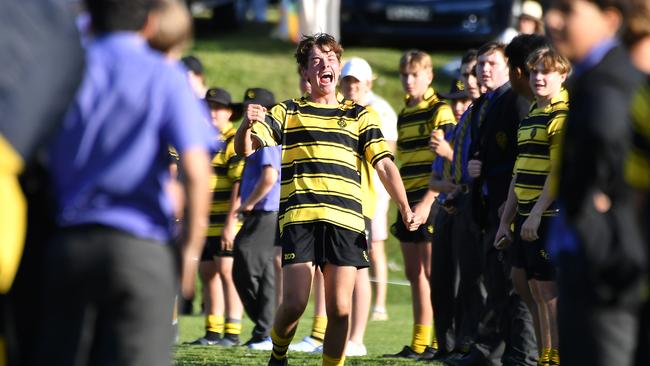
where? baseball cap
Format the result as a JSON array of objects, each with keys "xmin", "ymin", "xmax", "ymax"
[
  {"xmin": 341, "ymin": 57, "xmax": 373, "ymax": 82},
  {"xmin": 181, "ymin": 55, "xmax": 204, "ymax": 75},
  {"xmin": 231, "ymin": 88, "xmax": 276, "ymax": 120},
  {"xmin": 204, "ymin": 87, "xmax": 232, "ymax": 107},
  {"xmin": 520, "ymin": 1, "xmax": 543, "ymax": 21},
  {"xmin": 440, "ymin": 79, "xmax": 470, "ymax": 100}
]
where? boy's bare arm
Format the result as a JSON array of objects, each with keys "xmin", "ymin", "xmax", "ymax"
[
  {"xmin": 374, "ymin": 157, "xmax": 420, "ymax": 230},
  {"xmin": 179, "ymin": 148, "xmax": 211, "ymax": 298},
  {"xmin": 234, "ymin": 104, "xmax": 265, "ymax": 157}
]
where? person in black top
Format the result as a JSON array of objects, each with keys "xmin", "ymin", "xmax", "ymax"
[{"xmin": 547, "ymin": 1, "xmax": 646, "ymax": 365}]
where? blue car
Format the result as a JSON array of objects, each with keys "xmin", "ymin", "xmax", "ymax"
[{"xmin": 340, "ymin": 0, "xmax": 518, "ymax": 46}]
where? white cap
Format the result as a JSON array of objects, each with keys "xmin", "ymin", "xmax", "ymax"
[
  {"xmin": 521, "ymin": 1, "xmax": 543, "ymax": 20},
  {"xmin": 341, "ymin": 57, "xmax": 373, "ymax": 82}
]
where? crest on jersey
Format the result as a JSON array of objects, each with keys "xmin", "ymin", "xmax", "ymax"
[{"xmin": 338, "ymin": 120, "xmax": 347, "ymax": 128}]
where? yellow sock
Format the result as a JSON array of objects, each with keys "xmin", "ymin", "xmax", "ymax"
[
  {"xmin": 311, "ymin": 315, "xmax": 327, "ymax": 342},
  {"xmin": 431, "ymin": 322, "xmax": 438, "ymax": 350},
  {"xmin": 322, "ymin": 353, "xmax": 345, "ymax": 366},
  {"xmin": 540, "ymin": 348, "xmax": 551, "ymax": 366},
  {"xmin": 549, "ymin": 348, "xmax": 559, "ymax": 365},
  {"xmin": 271, "ymin": 327, "xmax": 295, "ymax": 360},
  {"xmin": 411, "ymin": 324, "xmax": 432, "ymax": 353},
  {"xmin": 206, "ymin": 314, "xmax": 224, "ymax": 334},
  {"xmin": 224, "ymin": 318, "xmax": 242, "ymax": 336}
]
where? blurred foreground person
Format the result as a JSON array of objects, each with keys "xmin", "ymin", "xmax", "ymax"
[
  {"xmin": 34, "ymin": 0, "xmax": 212, "ymax": 365},
  {"xmin": 547, "ymin": 1, "xmax": 646, "ymax": 365},
  {"xmin": 0, "ymin": 1, "xmax": 84, "ymax": 365}
]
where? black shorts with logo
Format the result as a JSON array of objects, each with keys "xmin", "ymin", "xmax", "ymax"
[
  {"xmin": 280, "ymin": 222, "xmax": 369, "ymax": 269},
  {"xmin": 391, "ymin": 202, "xmax": 439, "ymax": 243},
  {"xmin": 200, "ymin": 235, "xmax": 234, "ymax": 261},
  {"xmin": 512, "ymin": 214, "xmax": 556, "ymax": 281}
]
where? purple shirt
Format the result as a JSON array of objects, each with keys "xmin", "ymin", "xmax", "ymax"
[
  {"xmin": 49, "ymin": 32, "xmax": 212, "ymax": 242},
  {"xmin": 240, "ymin": 146, "xmax": 281, "ymax": 212}
]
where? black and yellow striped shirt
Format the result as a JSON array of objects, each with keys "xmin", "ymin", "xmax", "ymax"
[
  {"xmin": 208, "ymin": 123, "xmax": 245, "ymax": 237},
  {"xmin": 252, "ymin": 97, "xmax": 392, "ymax": 235},
  {"xmin": 514, "ymin": 89, "xmax": 569, "ymax": 216},
  {"xmin": 397, "ymin": 87, "xmax": 456, "ymax": 203},
  {"xmin": 625, "ymin": 81, "xmax": 650, "ymax": 190}
]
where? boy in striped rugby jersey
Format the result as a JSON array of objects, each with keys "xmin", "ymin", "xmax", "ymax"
[
  {"xmin": 385, "ymin": 49, "xmax": 456, "ymax": 360},
  {"xmin": 235, "ymin": 33, "xmax": 420, "ymax": 366},
  {"xmin": 495, "ymin": 47, "xmax": 570, "ymax": 366}
]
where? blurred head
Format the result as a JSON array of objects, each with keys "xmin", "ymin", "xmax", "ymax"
[
  {"xmin": 85, "ymin": 0, "xmax": 160, "ymax": 34},
  {"xmin": 204, "ymin": 88, "xmax": 233, "ymax": 128},
  {"xmin": 181, "ymin": 55, "xmax": 206, "ymax": 98},
  {"xmin": 399, "ymin": 50, "xmax": 434, "ymax": 100},
  {"xmin": 442, "ymin": 79, "xmax": 473, "ymax": 121},
  {"xmin": 339, "ymin": 57, "xmax": 373, "ymax": 103},
  {"xmin": 505, "ymin": 34, "xmax": 551, "ymax": 98},
  {"xmin": 547, "ymin": 0, "xmax": 628, "ymax": 62},
  {"xmin": 148, "ymin": 0, "xmax": 192, "ymax": 58},
  {"xmin": 476, "ymin": 42, "xmax": 509, "ymax": 91},
  {"xmin": 623, "ymin": 0, "xmax": 650, "ymax": 72},
  {"xmin": 295, "ymin": 33, "xmax": 343, "ymax": 99},
  {"xmin": 527, "ymin": 47, "xmax": 571, "ymax": 101},
  {"xmin": 460, "ymin": 49, "xmax": 480, "ymax": 100},
  {"xmin": 518, "ymin": 1, "xmax": 545, "ymax": 34}
]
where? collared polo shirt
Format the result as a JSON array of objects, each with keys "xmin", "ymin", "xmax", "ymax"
[
  {"xmin": 240, "ymin": 145, "xmax": 281, "ymax": 212},
  {"xmin": 49, "ymin": 32, "xmax": 211, "ymax": 242}
]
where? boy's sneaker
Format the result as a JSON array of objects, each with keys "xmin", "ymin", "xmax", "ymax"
[
  {"xmin": 248, "ymin": 337, "xmax": 273, "ymax": 351},
  {"xmin": 186, "ymin": 337, "xmax": 220, "ymax": 346},
  {"xmin": 417, "ymin": 346, "xmax": 441, "ymax": 361},
  {"xmin": 216, "ymin": 335, "xmax": 240, "ymax": 347},
  {"xmin": 370, "ymin": 307, "xmax": 389, "ymax": 321},
  {"xmin": 383, "ymin": 345, "xmax": 422, "ymax": 359},
  {"xmin": 345, "ymin": 341, "xmax": 367, "ymax": 357},
  {"xmin": 289, "ymin": 336, "xmax": 322, "ymax": 352},
  {"xmin": 311, "ymin": 345, "xmax": 323, "ymax": 354}
]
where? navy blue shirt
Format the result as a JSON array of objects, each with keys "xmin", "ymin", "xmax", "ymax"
[
  {"xmin": 240, "ymin": 146, "xmax": 281, "ymax": 212},
  {"xmin": 49, "ymin": 33, "xmax": 212, "ymax": 242}
]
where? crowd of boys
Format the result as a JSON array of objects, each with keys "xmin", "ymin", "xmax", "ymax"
[{"xmin": 1, "ymin": 1, "xmax": 650, "ymax": 366}]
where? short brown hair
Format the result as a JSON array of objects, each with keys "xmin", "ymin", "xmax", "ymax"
[
  {"xmin": 526, "ymin": 47, "xmax": 572, "ymax": 75},
  {"xmin": 477, "ymin": 41, "xmax": 507, "ymax": 59},
  {"xmin": 294, "ymin": 33, "xmax": 343, "ymax": 71},
  {"xmin": 623, "ymin": 0, "xmax": 650, "ymax": 47}
]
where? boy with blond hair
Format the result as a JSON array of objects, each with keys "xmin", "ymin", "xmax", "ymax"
[{"xmin": 384, "ymin": 49, "xmax": 456, "ymax": 360}]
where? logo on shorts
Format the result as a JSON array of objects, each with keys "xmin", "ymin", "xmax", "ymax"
[
  {"xmin": 362, "ymin": 250, "xmax": 369, "ymax": 262},
  {"xmin": 284, "ymin": 253, "xmax": 296, "ymax": 261},
  {"xmin": 427, "ymin": 225, "xmax": 434, "ymax": 234}
]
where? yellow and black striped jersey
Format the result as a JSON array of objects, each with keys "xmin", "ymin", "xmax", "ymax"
[
  {"xmin": 252, "ymin": 97, "xmax": 392, "ymax": 235},
  {"xmin": 397, "ymin": 87, "xmax": 456, "ymax": 203},
  {"xmin": 360, "ymin": 107, "xmax": 381, "ymax": 220},
  {"xmin": 625, "ymin": 81, "xmax": 650, "ymax": 190},
  {"xmin": 514, "ymin": 89, "xmax": 569, "ymax": 216},
  {"xmin": 208, "ymin": 123, "xmax": 244, "ymax": 237}
]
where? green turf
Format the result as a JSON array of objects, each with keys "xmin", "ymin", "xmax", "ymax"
[{"xmin": 175, "ymin": 8, "xmax": 457, "ymax": 364}]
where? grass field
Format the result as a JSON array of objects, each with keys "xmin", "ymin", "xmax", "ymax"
[{"xmin": 174, "ymin": 10, "xmax": 457, "ymax": 365}]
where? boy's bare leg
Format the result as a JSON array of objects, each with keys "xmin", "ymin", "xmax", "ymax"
[
  {"xmin": 273, "ymin": 263, "xmax": 315, "ymax": 337},
  {"xmin": 322, "ymin": 264, "xmax": 358, "ymax": 359},
  {"xmin": 349, "ymin": 268, "xmax": 371, "ymax": 346},
  {"xmin": 370, "ymin": 240, "xmax": 388, "ymax": 318}
]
